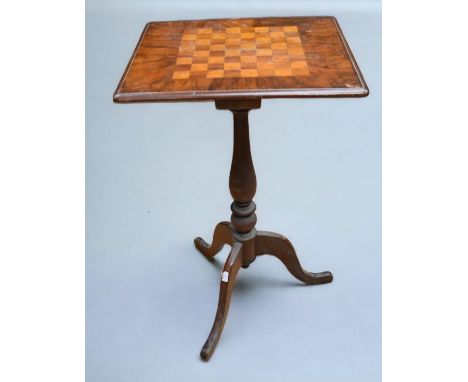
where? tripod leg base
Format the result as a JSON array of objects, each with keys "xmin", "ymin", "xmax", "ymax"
[
  {"xmin": 194, "ymin": 221, "xmax": 234, "ymax": 258},
  {"xmin": 255, "ymin": 231, "xmax": 333, "ymax": 285},
  {"xmin": 200, "ymin": 241, "xmax": 243, "ymax": 361}
]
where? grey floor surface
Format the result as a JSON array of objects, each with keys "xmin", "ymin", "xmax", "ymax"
[{"xmin": 86, "ymin": 2, "xmax": 381, "ymax": 381}]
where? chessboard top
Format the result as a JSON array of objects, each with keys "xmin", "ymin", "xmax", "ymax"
[{"xmin": 114, "ymin": 16, "xmax": 368, "ymax": 102}]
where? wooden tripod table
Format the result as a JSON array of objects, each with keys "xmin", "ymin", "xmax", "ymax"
[{"xmin": 114, "ymin": 16, "xmax": 368, "ymax": 361}]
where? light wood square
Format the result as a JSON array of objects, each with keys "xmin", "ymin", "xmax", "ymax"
[
  {"xmin": 179, "ymin": 44, "xmax": 195, "ymax": 53},
  {"xmin": 242, "ymin": 42, "xmax": 256, "ymax": 51},
  {"xmin": 193, "ymin": 50, "xmax": 209, "ymax": 57},
  {"xmin": 271, "ymin": 42, "xmax": 287, "ymax": 50},
  {"xmin": 208, "ymin": 56, "xmax": 225, "ymax": 64},
  {"xmin": 210, "ymin": 44, "xmax": 225, "ymax": 51},
  {"xmin": 257, "ymin": 49, "xmax": 272, "ymax": 56},
  {"xmin": 290, "ymin": 60, "xmax": 308, "ymax": 69},
  {"xmin": 226, "ymin": 38, "xmax": 240, "ymax": 45},
  {"xmin": 224, "ymin": 62, "xmax": 241, "ymax": 70},
  {"xmin": 257, "ymin": 61, "xmax": 274, "ymax": 70},
  {"xmin": 288, "ymin": 47, "xmax": 306, "ymax": 55},
  {"xmin": 241, "ymin": 55, "xmax": 257, "ymax": 63},
  {"xmin": 270, "ymin": 31, "xmax": 285, "ymax": 38},
  {"xmin": 182, "ymin": 33, "xmax": 196, "ymax": 41},
  {"xmin": 275, "ymin": 68, "xmax": 293, "ymax": 76},
  {"xmin": 273, "ymin": 55, "xmax": 290, "ymax": 64},
  {"xmin": 207, "ymin": 70, "xmax": 225, "ymax": 78},
  {"xmin": 172, "ymin": 71, "xmax": 190, "ymax": 79},
  {"xmin": 195, "ymin": 38, "xmax": 210, "ymax": 46},
  {"xmin": 226, "ymin": 49, "xmax": 241, "ymax": 57},
  {"xmin": 257, "ymin": 68, "xmax": 275, "ymax": 76},
  {"xmin": 241, "ymin": 32, "xmax": 256, "ymax": 39},
  {"xmin": 241, "ymin": 69, "xmax": 258, "ymax": 77},
  {"xmin": 286, "ymin": 36, "xmax": 301, "ymax": 43},
  {"xmin": 256, "ymin": 36, "xmax": 271, "ymax": 44},
  {"xmin": 191, "ymin": 63, "xmax": 208, "ymax": 71},
  {"xmin": 211, "ymin": 32, "xmax": 226, "ymax": 39},
  {"xmin": 176, "ymin": 57, "xmax": 192, "ymax": 65},
  {"xmin": 291, "ymin": 67, "xmax": 310, "ymax": 76},
  {"xmin": 257, "ymin": 55, "xmax": 273, "ymax": 63}
]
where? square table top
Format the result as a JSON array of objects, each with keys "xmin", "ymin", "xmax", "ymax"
[{"xmin": 114, "ymin": 16, "xmax": 368, "ymax": 102}]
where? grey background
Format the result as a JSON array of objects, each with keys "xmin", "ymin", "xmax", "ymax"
[{"xmin": 86, "ymin": 1, "xmax": 381, "ymax": 381}]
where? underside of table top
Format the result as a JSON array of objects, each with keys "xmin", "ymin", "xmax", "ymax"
[{"xmin": 114, "ymin": 16, "xmax": 368, "ymax": 102}]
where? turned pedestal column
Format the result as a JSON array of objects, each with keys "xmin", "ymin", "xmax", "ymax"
[{"xmin": 194, "ymin": 100, "xmax": 333, "ymax": 361}]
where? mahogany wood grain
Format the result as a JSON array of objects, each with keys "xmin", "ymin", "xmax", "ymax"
[
  {"xmin": 200, "ymin": 241, "xmax": 243, "ymax": 361},
  {"xmin": 113, "ymin": 16, "xmax": 368, "ymax": 102},
  {"xmin": 194, "ymin": 222, "xmax": 234, "ymax": 257},
  {"xmin": 256, "ymin": 231, "xmax": 333, "ymax": 284},
  {"xmin": 193, "ymin": 100, "xmax": 333, "ymax": 360}
]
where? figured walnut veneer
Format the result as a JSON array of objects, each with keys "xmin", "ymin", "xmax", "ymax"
[{"xmin": 114, "ymin": 16, "xmax": 368, "ymax": 102}]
